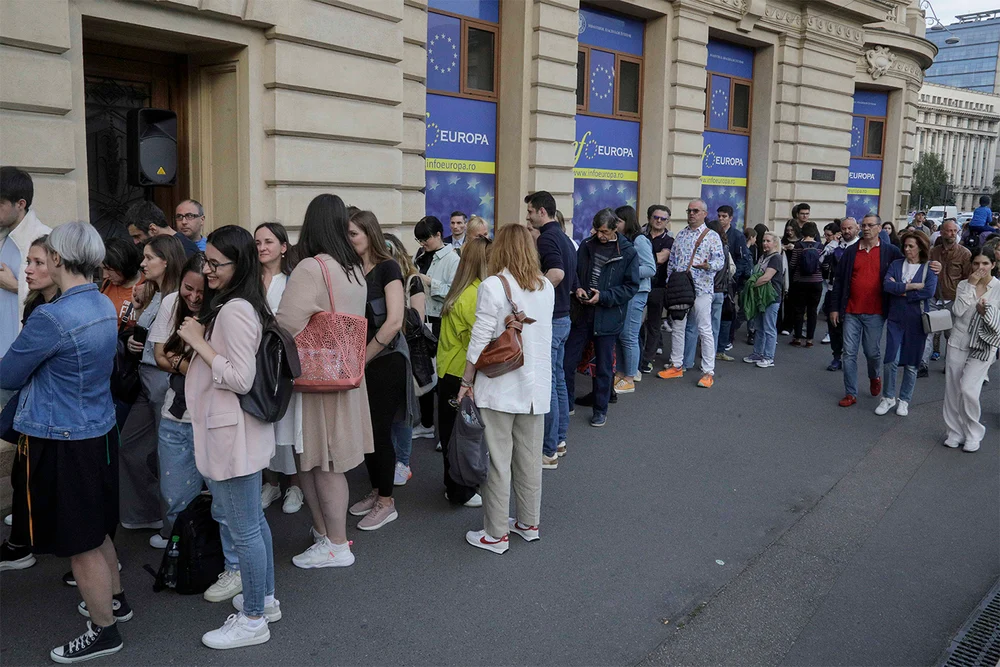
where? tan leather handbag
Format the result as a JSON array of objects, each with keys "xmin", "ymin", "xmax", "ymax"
[{"xmin": 474, "ymin": 275, "xmax": 536, "ymax": 378}]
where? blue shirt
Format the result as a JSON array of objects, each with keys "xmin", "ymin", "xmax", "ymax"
[
  {"xmin": 0, "ymin": 236, "xmax": 20, "ymax": 358},
  {"xmin": 195, "ymin": 236, "xmax": 207, "ymax": 252},
  {"xmin": 970, "ymin": 205, "xmax": 993, "ymax": 232}
]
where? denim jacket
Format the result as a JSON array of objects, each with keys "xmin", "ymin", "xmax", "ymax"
[{"xmin": 0, "ymin": 283, "xmax": 118, "ymax": 440}]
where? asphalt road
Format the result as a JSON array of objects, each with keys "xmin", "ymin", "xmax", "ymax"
[{"xmin": 2, "ymin": 333, "xmax": 997, "ymax": 666}]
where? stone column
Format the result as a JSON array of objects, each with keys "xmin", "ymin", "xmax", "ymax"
[
  {"xmin": 637, "ymin": 13, "xmax": 672, "ymax": 213},
  {"xmin": 400, "ymin": 0, "xmax": 428, "ymax": 236}
]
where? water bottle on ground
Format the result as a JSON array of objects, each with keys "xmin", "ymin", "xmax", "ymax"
[{"xmin": 164, "ymin": 535, "xmax": 180, "ymax": 589}]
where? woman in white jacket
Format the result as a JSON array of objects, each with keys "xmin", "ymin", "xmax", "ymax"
[
  {"xmin": 943, "ymin": 246, "xmax": 1000, "ymax": 453},
  {"xmin": 457, "ymin": 224, "xmax": 554, "ymax": 554}
]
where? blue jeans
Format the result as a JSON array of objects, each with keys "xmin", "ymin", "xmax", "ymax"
[
  {"xmin": 842, "ymin": 313, "xmax": 885, "ymax": 398},
  {"xmin": 753, "ymin": 301, "xmax": 780, "ymax": 360},
  {"xmin": 544, "ymin": 316, "xmax": 572, "ymax": 456},
  {"xmin": 205, "ymin": 471, "xmax": 274, "ymax": 617},
  {"xmin": 685, "ymin": 293, "xmax": 724, "ymax": 369},
  {"xmin": 615, "ymin": 293, "xmax": 648, "ymax": 379},
  {"xmin": 158, "ymin": 419, "xmax": 239, "ymax": 571},
  {"xmin": 718, "ymin": 319, "xmax": 732, "ymax": 353},
  {"xmin": 883, "ymin": 348, "xmax": 917, "ymax": 402},
  {"xmin": 391, "ymin": 421, "xmax": 412, "ymax": 467},
  {"xmin": 564, "ymin": 323, "xmax": 615, "ymax": 415}
]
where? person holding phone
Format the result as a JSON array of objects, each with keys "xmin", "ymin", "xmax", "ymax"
[{"xmin": 117, "ymin": 235, "xmax": 186, "ymax": 543}]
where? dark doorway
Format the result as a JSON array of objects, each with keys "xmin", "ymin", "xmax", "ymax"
[{"xmin": 83, "ymin": 40, "xmax": 188, "ymax": 240}]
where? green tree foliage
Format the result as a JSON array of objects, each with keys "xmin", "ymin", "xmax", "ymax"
[{"xmin": 910, "ymin": 153, "xmax": 953, "ymax": 210}]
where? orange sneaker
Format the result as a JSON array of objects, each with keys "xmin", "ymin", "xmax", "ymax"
[
  {"xmin": 697, "ymin": 373, "xmax": 714, "ymax": 388},
  {"xmin": 657, "ymin": 367, "xmax": 684, "ymax": 379}
]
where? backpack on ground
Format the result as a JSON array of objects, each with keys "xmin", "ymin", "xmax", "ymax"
[
  {"xmin": 798, "ymin": 241, "xmax": 821, "ymax": 277},
  {"xmin": 664, "ymin": 228, "xmax": 710, "ymax": 320},
  {"xmin": 152, "ymin": 494, "xmax": 224, "ymax": 595},
  {"xmin": 239, "ymin": 319, "xmax": 301, "ymax": 423}
]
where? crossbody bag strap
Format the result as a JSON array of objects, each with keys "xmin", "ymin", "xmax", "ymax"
[
  {"xmin": 497, "ymin": 274, "xmax": 535, "ymax": 324},
  {"xmin": 314, "ymin": 256, "xmax": 337, "ymax": 314},
  {"xmin": 686, "ymin": 228, "xmax": 712, "ymax": 272}
]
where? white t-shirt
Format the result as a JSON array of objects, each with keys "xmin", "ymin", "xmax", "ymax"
[
  {"xmin": 148, "ymin": 292, "xmax": 191, "ymax": 424},
  {"xmin": 901, "ymin": 261, "xmax": 921, "ymax": 284}
]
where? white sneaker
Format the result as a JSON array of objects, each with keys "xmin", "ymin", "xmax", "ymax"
[
  {"xmin": 895, "ymin": 400, "xmax": 909, "ymax": 416},
  {"xmin": 755, "ymin": 358, "xmax": 774, "ymax": 368},
  {"xmin": 633, "ymin": 373, "xmax": 641, "ymax": 383},
  {"xmin": 465, "ymin": 530, "xmax": 509, "ymax": 554},
  {"xmin": 281, "ymin": 486, "xmax": 304, "ymax": 514},
  {"xmin": 963, "ymin": 441, "xmax": 981, "ymax": 453},
  {"xmin": 434, "ymin": 442, "xmax": 443, "ymax": 452},
  {"xmin": 260, "ymin": 483, "xmax": 281, "ymax": 509},
  {"xmin": 508, "ymin": 518, "xmax": 540, "ymax": 542},
  {"xmin": 309, "ymin": 526, "xmax": 324, "ymax": 544},
  {"xmin": 3, "ymin": 514, "xmax": 11, "ymax": 526},
  {"xmin": 943, "ymin": 439, "xmax": 961, "ymax": 449},
  {"xmin": 232, "ymin": 594, "xmax": 282, "ymax": 623},
  {"xmin": 204, "ymin": 570, "xmax": 242, "ymax": 602},
  {"xmin": 149, "ymin": 534, "xmax": 169, "ymax": 549},
  {"xmin": 821, "ymin": 333, "xmax": 831, "ymax": 344},
  {"xmin": 874, "ymin": 397, "xmax": 896, "ymax": 416},
  {"xmin": 292, "ymin": 536, "xmax": 355, "ymax": 569},
  {"xmin": 464, "ymin": 493, "xmax": 483, "ymax": 508},
  {"xmin": 393, "ymin": 462, "xmax": 412, "ymax": 486},
  {"xmin": 120, "ymin": 520, "xmax": 163, "ymax": 530},
  {"xmin": 557, "ymin": 441, "xmax": 567, "ymax": 457},
  {"xmin": 412, "ymin": 425, "xmax": 435, "ymax": 439},
  {"xmin": 202, "ymin": 613, "xmax": 270, "ymax": 650}
]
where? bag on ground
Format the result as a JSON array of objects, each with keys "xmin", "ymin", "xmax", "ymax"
[{"xmin": 153, "ymin": 494, "xmax": 224, "ymax": 595}]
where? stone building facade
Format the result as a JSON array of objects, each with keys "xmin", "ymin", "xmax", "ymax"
[
  {"xmin": 0, "ymin": 0, "xmax": 937, "ymax": 244},
  {"xmin": 915, "ymin": 83, "xmax": 1000, "ymax": 211}
]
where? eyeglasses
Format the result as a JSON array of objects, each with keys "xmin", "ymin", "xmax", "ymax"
[
  {"xmin": 175, "ymin": 212, "xmax": 203, "ymax": 221},
  {"xmin": 205, "ymin": 259, "xmax": 234, "ymax": 273},
  {"xmin": 652, "ymin": 216, "xmax": 669, "ymax": 222},
  {"xmin": 686, "ymin": 209, "xmax": 704, "ymax": 215},
  {"xmin": 861, "ymin": 223, "xmax": 879, "ymax": 229}
]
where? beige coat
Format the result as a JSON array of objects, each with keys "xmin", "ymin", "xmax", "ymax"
[
  {"xmin": 276, "ymin": 254, "xmax": 374, "ymax": 472},
  {"xmin": 187, "ymin": 299, "xmax": 276, "ymax": 481}
]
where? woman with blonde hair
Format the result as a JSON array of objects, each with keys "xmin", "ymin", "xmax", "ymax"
[
  {"xmin": 437, "ymin": 236, "xmax": 491, "ymax": 507},
  {"xmin": 457, "ymin": 225, "xmax": 553, "ymax": 554},
  {"xmin": 466, "ymin": 215, "xmax": 490, "ymax": 241}
]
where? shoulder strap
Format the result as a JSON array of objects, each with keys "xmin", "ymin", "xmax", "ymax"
[
  {"xmin": 497, "ymin": 274, "xmax": 517, "ymax": 310},
  {"xmin": 313, "ymin": 256, "xmax": 336, "ymax": 314},
  {"xmin": 686, "ymin": 228, "xmax": 712, "ymax": 272},
  {"xmin": 404, "ymin": 273, "xmax": 417, "ymax": 309}
]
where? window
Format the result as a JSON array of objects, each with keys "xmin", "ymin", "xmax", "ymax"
[
  {"xmin": 427, "ymin": 10, "xmax": 499, "ymax": 101},
  {"xmin": 731, "ymin": 81, "xmax": 751, "ymax": 131},
  {"xmin": 576, "ymin": 46, "xmax": 644, "ymax": 119},
  {"xmin": 705, "ymin": 72, "xmax": 752, "ymax": 135},
  {"xmin": 864, "ymin": 119, "xmax": 884, "ymax": 158},
  {"xmin": 464, "ymin": 23, "xmax": 497, "ymax": 95}
]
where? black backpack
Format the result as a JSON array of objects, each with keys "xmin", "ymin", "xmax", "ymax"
[
  {"xmin": 239, "ymin": 320, "xmax": 301, "ymax": 423},
  {"xmin": 664, "ymin": 228, "xmax": 710, "ymax": 320},
  {"xmin": 152, "ymin": 495, "xmax": 224, "ymax": 594},
  {"xmin": 798, "ymin": 241, "xmax": 821, "ymax": 277}
]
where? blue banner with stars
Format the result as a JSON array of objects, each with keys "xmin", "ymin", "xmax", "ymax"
[
  {"xmin": 588, "ymin": 49, "xmax": 616, "ymax": 117},
  {"xmin": 427, "ymin": 13, "xmax": 460, "ymax": 93},
  {"xmin": 701, "ymin": 131, "xmax": 749, "ymax": 230},
  {"xmin": 846, "ymin": 157, "xmax": 882, "ymax": 221},
  {"xmin": 708, "ymin": 74, "xmax": 730, "ymax": 132},
  {"xmin": 425, "ymin": 94, "xmax": 496, "ymax": 234},
  {"xmin": 578, "ymin": 6, "xmax": 643, "ymax": 56},
  {"xmin": 572, "ymin": 114, "xmax": 640, "ymax": 241}
]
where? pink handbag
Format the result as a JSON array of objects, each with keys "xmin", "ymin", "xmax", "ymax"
[{"xmin": 293, "ymin": 256, "xmax": 368, "ymax": 392}]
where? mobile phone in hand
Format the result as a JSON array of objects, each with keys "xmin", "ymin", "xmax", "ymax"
[{"xmin": 133, "ymin": 326, "xmax": 149, "ymax": 345}]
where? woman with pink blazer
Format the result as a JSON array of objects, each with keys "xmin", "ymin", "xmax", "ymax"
[{"xmin": 178, "ymin": 226, "xmax": 278, "ymax": 650}]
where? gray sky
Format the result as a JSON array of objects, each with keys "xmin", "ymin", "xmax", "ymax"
[{"xmin": 930, "ymin": 0, "xmax": 999, "ymax": 24}]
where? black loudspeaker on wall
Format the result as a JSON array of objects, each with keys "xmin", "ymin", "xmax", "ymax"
[{"xmin": 127, "ymin": 108, "xmax": 177, "ymax": 187}]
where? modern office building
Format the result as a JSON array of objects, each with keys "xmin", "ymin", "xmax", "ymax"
[
  {"xmin": 916, "ymin": 83, "xmax": 1000, "ymax": 210},
  {"xmin": 925, "ymin": 10, "xmax": 1000, "ymax": 93}
]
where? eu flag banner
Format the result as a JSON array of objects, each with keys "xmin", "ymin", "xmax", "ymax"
[
  {"xmin": 572, "ymin": 115, "xmax": 640, "ymax": 241},
  {"xmin": 425, "ymin": 94, "xmax": 496, "ymax": 234},
  {"xmin": 851, "ymin": 116, "xmax": 866, "ymax": 157},
  {"xmin": 707, "ymin": 39, "xmax": 753, "ymax": 79},
  {"xmin": 709, "ymin": 75, "xmax": 730, "ymax": 131},
  {"xmin": 427, "ymin": 12, "xmax": 460, "ymax": 93},
  {"xmin": 578, "ymin": 7, "xmax": 643, "ymax": 56},
  {"xmin": 701, "ymin": 131, "xmax": 749, "ymax": 229},
  {"xmin": 846, "ymin": 157, "xmax": 882, "ymax": 222},
  {"xmin": 588, "ymin": 49, "xmax": 616, "ymax": 117}
]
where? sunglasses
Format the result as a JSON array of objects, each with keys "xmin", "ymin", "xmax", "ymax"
[{"xmin": 652, "ymin": 215, "xmax": 669, "ymax": 222}]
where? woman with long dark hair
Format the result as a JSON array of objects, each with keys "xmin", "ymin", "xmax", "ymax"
[
  {"xmin": 779, "ymin": 220, "xmax": 800, "ymax": 335},
  {"xmin": 255, "ymin": 222, "xmax": 303, "ymax": 515},
  {"xmin": 275, "ymin": 194, "xmax": 373, "ymax": 568},
  {"xmin": 178, "ymin": 225, "xmax": 278, "ymax": 648},
  {"xmin": 788, "ymin": 221, "xmax": 825, "ymax": 346},
  {"xmin": 613, "ymin": 206, "xmax": 655, "ymax": 393},
  {"xmin": 119, "ymin": 234, "xmax": 186, "ymax": 542}
]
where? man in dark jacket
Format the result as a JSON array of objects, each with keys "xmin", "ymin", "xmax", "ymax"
[
  {"xmin": 828, "ymin": 213, "xmax": 903, "ymax": 407},
  {"xmin": 716, "ymin": 205, "xmax": 751, "ymax": 354},
  {"xmin": 563, "ymin": 208, "xmax": 639, "ymax": 428}
]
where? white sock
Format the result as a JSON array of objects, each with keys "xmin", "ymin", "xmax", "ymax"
[
  {"xmin": 244, "ymin": 615, "xmax": 266, "ymax": 629},
  {"xmin": 330, "ymin": 540, "xmax": 350, "ymax": 552},
  {"xmin": 264, "ymin": 595, "xmax": 276, "ymax": 606}
]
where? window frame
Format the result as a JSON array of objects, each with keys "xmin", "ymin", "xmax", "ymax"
[
  {"xmin": 427, "ymin": 8, "xmax": 500, "ymax": 102},
  {"xmin": 576, "ymin": 45, "xmax": 644, "ymax": 120},
  {"xmin": 577, "ymin": 46, "xmax": 590, "ymax": 112},
  {"xmin": 704, "ymin": 72, "xmax": 753, "ymax": 136},
  {"xmin": 855, "ymin": 115, "xmax": 887, "ymax": 159}
]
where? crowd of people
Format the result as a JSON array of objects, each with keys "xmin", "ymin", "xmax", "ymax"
[{"xmin": 0, "ymin": 162, "xmax": 998, "ymax": 662}]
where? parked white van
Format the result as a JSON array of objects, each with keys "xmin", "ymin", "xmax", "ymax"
[{"xmin": 927, "ymin": 205, "xmax": 959, "ymax": 224}]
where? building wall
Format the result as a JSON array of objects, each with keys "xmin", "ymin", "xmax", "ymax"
[{"xmin": 915, "ymin": 83, "xmax": 1000, "ymax": 211}]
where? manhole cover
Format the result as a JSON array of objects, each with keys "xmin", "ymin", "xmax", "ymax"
[{"xmin": 942, "ymin": 579, "xmax": 1000, "ymax": 667}]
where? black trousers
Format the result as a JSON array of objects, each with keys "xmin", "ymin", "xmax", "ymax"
[
  {"xmin": 364, "ymin": 353, "xmax": 406, "ymax": 497},
  {"xmin": 418, "ymin": 316, "xmax": 441, "ymax": 429},
  {"xmin": 829, "ymin": 319, "xmax": 844, "ymax": 360},
  {"xmin": 437, "ymin": 374, "xmax": 478, "ymax": 504},
  {"xmin": 9, "ymin": 438, "xmax": 29, "ymax": 547},
  {"xmin": 791, "ymin": 282, "xmax": 824, "ymax": 340},
  {"xmin": 641, "ymin": 287, "xmax": 666, "ymax": 366},
  {"xmin": 564, "ymin": 321, "xmax": 615, "ymax": 414}
]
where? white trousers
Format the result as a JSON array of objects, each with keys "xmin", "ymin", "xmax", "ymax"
[
  {"xmin": 943, "ymin": 345, "xmax": 995, "ymax": 447},
  {"xmin": 670, "ymin": 292, "xmax": 715, "ymax": 375}
]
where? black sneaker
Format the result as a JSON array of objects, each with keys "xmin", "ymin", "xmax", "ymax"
[
  {"xmin": 640, "ymin": 362, "xmax": 653, "ymax": 374},
  {"xmin": 574, "ymin": 392, "xmax": 595, "ymax": 407},
  {"xmin": 64, "ymin": 561, "xmax": 121, "ymax": 586},
  {"xmin": 609, "ymin": 388, "xmax": 618, "ymax": 404},
  {"xmin": 917, "ymin": 364, "xmax": 929, "ymax": 378},
  {"xmin": 0, "ymin": 540, "xmax": 36, "ymax": 571},
  {"xmin": 50, "ymin": 621, "xmax": 122, "ymax": 664},
  {"xmin": 78, "ymin": 592, "xmax": 133, "ymax": 622}
]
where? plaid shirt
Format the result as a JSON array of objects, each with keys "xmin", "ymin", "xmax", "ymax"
[{"xmin": 666, "ymin": 223, "xmax": 726, "ymax": 296}]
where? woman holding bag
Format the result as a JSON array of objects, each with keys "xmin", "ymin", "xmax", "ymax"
[
  {"xmin": 275, "ymin": 194, "xmax": 373, "ymax": 568},
  {"xmin": 457, "ymin": 225, "xmax": 553, "ymax": 554}
]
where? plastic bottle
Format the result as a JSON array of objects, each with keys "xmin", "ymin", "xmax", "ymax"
[{"xmin": 164, "ymin": 536, "xmax": 180, "ymax": 589}]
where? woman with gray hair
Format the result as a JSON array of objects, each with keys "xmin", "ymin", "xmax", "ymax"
[{"xmin": 0, "ymin": 221, "xmax": 129, "ymax": 662}]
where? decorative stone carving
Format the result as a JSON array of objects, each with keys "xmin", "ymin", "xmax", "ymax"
[
  {"xmin": 761, "ymin": 6, "xmax": 864, "ymax": 45},
  {"xmin": 865, "ymin": 46, "xmax": 896, "ymax": 80}
]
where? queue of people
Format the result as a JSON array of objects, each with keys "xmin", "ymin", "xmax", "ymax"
[{"xmin": 0, "ymin": 161, "xmax": 998, "ymax": 663}]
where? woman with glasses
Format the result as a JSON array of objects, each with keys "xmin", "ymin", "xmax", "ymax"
[{"xmin": 437, "ymin": 237, "xmax": 491, "ymax": 507}]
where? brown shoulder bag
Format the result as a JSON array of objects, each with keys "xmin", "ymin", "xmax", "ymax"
[{"xmin": 474, "ymin": 275, "xmax": 536, "ymax": 378}]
